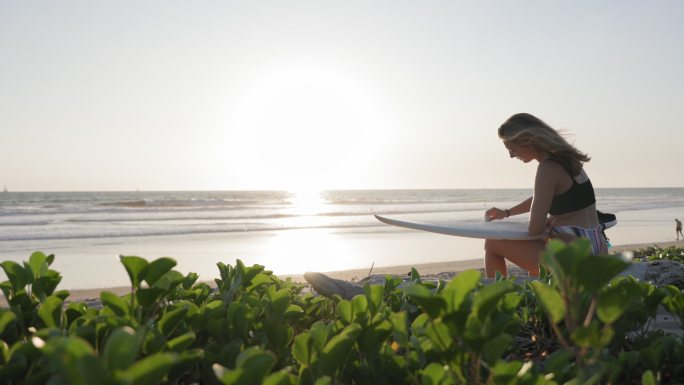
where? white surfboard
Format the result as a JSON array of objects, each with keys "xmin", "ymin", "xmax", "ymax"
[
  {"xmin": 375, "ymin": 215, "xmax": 544, "ymax": 240},
  {"xmin": 375, "ymin": 214, "xmax": 617, "ymax": 240},
  {"xmin": 375, "ymin": 211, "xmax": 617, "ymax": 240}
]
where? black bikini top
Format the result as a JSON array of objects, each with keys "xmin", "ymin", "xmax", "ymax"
[{"xmin": 547, "ymin": 159, "xmax": 596, "ymax": 216}]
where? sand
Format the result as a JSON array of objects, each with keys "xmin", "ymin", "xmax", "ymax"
[{"xmin": 57, "ymin": 239, "xmax": 684, "ymax": 303}]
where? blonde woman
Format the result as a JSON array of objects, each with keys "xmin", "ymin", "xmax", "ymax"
[{"xmin": 484, "ymin": 113, "xmax": 607, "ymax": 278}]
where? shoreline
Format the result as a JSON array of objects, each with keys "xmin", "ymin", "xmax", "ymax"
[{"xmin": 58, "ymin": 239, "xmax": 684, "ymax": 303}]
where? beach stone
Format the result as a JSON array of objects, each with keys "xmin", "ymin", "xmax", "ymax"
[
  {"xmin": 619, "ymin": 262, "xmax": 648, "ymax": 281},
  {"xmin": 643, "ymin": 259, "xmax": 684, "ymax": 289},
  {"xmin": 618, "ymin": 260, "xmax": 684, "ymax": 289},
  {"xmin": 305, "ymin": 269, "xmax": 536, "ymax": 299},
  {"xmin": 303, "ymin": 272, "xmax": 364, "ymax": 300}
]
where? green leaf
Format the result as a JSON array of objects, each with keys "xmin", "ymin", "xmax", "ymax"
[
  {"xmin": 141, "ymin": 257, "xmax": 177, "ymax": 286},
  {"xmin": 0, "ymin": 310, "xmax": 17, "ymax": 335},
  {"xmin": 425, "ymin": 321, "xmax": 452, "ymax": 351},
  {"xmin": 166, "ymin": 331, "xmax": 196, "ymax": 352},
  {"xmin": 574, "ymin": 362, "xmax": 609, "ymax": 385},
  {"xmin": 0, "ymin": 261, "xmax": 30, "ymax": 290},
  {"xmin": 411, "ymin": 313, "xmax": 430, "ymax": 335},
  {"xmin": 482, "ymin": 334, "xmax": 512, "ymax": 366},
  {"xmin": 0, "ymin": 339, "xmax": 9, "ymax": 365},
  {"xmin": 182, "ymin": 272, "xmax": 199, "ymax": 289},
  {"xmin": 410, "ymin": 267, "xmax": 421, "ymax": 283},
  {"xmin": 541, "ymin": 239, "xmax": 579, "ymax": 283},
  {"xmin": 336, "ymin": 300, "xmax": 353, "ymax": 324},
  {"xmin": 123, "ymin": 353, "xmax": 178, "ymax": 385},
  {"xmin": 100, "ymin": 291, "xmax": 130, "ymax": 317},
  {"xmin": 42, "ymin": 336, "xmax": 103, "ymax": 384},
  {"xmin": 167, "ymin": 349, "xmax": 203, "ymax": 382},
  {"xmin": 358, "ymin": 319, "xmax": 392, "ymax": 354},
  {"xmin": 32, "ymin": 271, "xmax": 63, "ymax": 300},
  {"xmin": 641, "ymin": 370, "xmax": 657, "ymax": 385},
  {"xmin": 292, "ymin": 332, "xmax": 313, "ymax": 366},
  {"xmin": 491, "ymin": 361, "xmax": 523, "ymax": 384},
  {"xmin": 246, "ymin": 272, "xmax": 272, "ymax": 292},
  {"xmin": 213, "ymin": 366, "xmax": 246, "ymax": 385},
  {"xmin": 28, "ymin": 251, "xmax": 49, "ymax": 279},
  {"xmin": 576, "ymin": 255, "xmax": 630, "ymax": 293},
  {"xmin": 640, "ymin": 345, "xmax": 662, "ymax": 369},
  {"xmin": 214, "ymin": 347, "xmax": 277, "ymax": 384},
  {"xmin": 531, "ymin": 281, "xmax": 566, "ymax": 324},
  {"xmin": 37, "ymin": 295, "xmax": 63, "ymax": 328},
  {"xmin": 136, "ymin": 287, "xmax": 164, "ymax": 308},
  {"xmin": 404, "ymin": 284, "xmax": 445, "ymax": 318},
  {"xmin": 151, "ymin": 270, "xmax": 184, "ymax": 291},
  {"xmin": 235, "ymin": 346, "xmax": 277, "ymax": 373},
  {"xmin": 351, "ymin": 294, "xmax": 369, "ymax": 321},
  {"xmin": 390, "ymin": 311, "xmax": 409, "ymax": 346},
  {"xmin": 313, "ymin": 376, "xmax": 332, "ymax": 385},
  {"xmin": 421, "ymin": 362, "xmax": 452, "ymax": 385},
  {"xmin": 364, "ymin": 284, "xmax": 384, "ymax": 316},
  {"xmin": 560, "ymin": 239, "xmax": 593, "ymax": 274},
  {"xmin": 159, "ymin": 306, "xmax": 189, "ymax": 335},
  {"xmin": 319, "ymin": 323, "xmax": 362, "ymax": 376},
  {"xmin": 571, "ymin": 321, "xmax": 614, "ymax": 350},
  {"xmin": 227, "ymin": 301, "xmax": 250, "ymax": 336},
  {"xmin": 103, "ymin": 327, "xmax": 140, "ymax": 371},
  {"xmin": 308, "ymin": 321, "xmax": 332, "ymax": 353},
  {"xmin": 240, "ymin": 262, "xmax": 266, "ymax": 285},
  {"xmin": 597, "ymin": 282, "xmax": 638, "ymax": 324},
  {"xmin": 119, "ymin": 255, "xmax": 148, "ymax": 288},
  {"xmin": 284, "ymin": 304, "xmax": 304, "ymax": 318},
  {"xmin": 442, "ymin": 269, "xmax": 481, "ymax": 312},
  {"xmin": 662, "ymin": 289, "xmax": 684, "ymax": 320},
  {"xmin": 472, "ymin": 281, "xmax": 514, "ymax": 320},
  {"xmin": 263, "ymin": 371, "xmax": 292, "ymax": 385},
  {"xmin": 268, "ymin": 287, "xmax": 292, "ymax": 315}
]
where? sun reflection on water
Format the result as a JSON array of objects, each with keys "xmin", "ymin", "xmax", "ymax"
[
  {"xmin": 256, "ymin": 190, "xmax": 368, "ymax": 274},
  {"xmin": 286, "ymin": 189, "xmax": 328, "ymax": 216},
  {"xmin": 262, "ymin": 228, "xmax": 358, "ymax": 274}
]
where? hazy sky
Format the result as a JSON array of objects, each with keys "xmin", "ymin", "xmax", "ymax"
[{"xmin": 2, "ymin": 1, "xmax": 683, "ymax": 191}]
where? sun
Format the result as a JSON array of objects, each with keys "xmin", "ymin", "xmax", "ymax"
[{"xmin": 225, "ymin": 63, "xmax": 390, "ymax": 191}]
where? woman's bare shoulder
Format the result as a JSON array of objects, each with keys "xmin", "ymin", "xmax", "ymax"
[{"xmin": 536, "ymin": 159, "xmax": 566, "ymax": 176}]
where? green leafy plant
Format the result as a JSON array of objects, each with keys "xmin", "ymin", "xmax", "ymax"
[
  {"xmin": 633, "ymin": 246, "xmax": 684, "ymax": 263},
  {"xmin": 1, "ymin": 242, "xmax": 683, "ymax": 384}
]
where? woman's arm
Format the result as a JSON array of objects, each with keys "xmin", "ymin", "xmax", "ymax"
[
  {"xmin": 485, "ymin": 197, "xmax": 532, "ymax": 221},
  {"xmin": 529, "ymin": 162, "xmax": 559, "ymax": 235}
]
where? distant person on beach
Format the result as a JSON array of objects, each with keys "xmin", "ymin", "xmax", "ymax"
[
  {"xmin": 677, "ymin": 218, "xmax": 683, "ymax": 240},
  {"xmin": 484, "ymin": 113, "xmax": 607, "ymax": 278}
]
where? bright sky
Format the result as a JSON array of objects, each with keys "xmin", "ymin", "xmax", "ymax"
[{"xmin": 1, "ymin": 1, "xmax": 683, "ymax": 192}]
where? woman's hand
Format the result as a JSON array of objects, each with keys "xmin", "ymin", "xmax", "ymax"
[{"xmin": 485, "ymin": 207, "xmax": 508, "ymax": 221}]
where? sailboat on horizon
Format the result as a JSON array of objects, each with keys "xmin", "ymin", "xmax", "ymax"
[{"xmin": 3, "ymin": 186, "xmax": 6, "ymax": 193}]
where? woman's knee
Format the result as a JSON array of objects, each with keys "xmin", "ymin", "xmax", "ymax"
[{"xmin": 484, "ymin": 238, "xmax": 500, "ymax": 251}]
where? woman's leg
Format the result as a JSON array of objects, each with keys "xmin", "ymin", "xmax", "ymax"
[{"xmin": 484, "ymin": 239, "xmax": 546, "ymax": 278}]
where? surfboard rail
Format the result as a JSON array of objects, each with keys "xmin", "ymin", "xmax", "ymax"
[
  {"xmin": 374, "ymin": 214, "xmax": 546, "ymax": 240},
  {"xmin": 375, "ymin": 214, "xmax": 616, "ymax": 241}
]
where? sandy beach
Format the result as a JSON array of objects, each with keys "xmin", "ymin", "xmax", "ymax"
[{"xmin": 58, "ymin": 239, "xmax": 684, "ymax": 303}]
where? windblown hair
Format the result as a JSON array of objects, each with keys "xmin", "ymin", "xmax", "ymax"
[{"xmin": 498, "ymin": 113, "xmax": 590, "ymax": 176}]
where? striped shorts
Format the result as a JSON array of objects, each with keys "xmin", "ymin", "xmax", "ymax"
[{"xmin": 551, "ymin": 225, "xmax": 608, "ymax": 255}]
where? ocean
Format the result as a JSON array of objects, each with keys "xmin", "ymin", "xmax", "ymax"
[{"xmin": 2, "ymin": 189, "xmax": 684, "ymax": 289}]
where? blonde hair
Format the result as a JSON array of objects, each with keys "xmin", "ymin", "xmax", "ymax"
[{"xmin": 498, "ymin": 113, "xmax": 590, "ymax": 176}]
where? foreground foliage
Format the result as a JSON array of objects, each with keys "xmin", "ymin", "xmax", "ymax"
[{"xmin": 1, "ymin": 241, "xmax": 683, "ymax": 384}]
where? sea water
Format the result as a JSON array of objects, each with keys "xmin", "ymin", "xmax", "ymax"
[{"xmin": 1, "ymin": 189, "xmax": 683, "ymax": 289}]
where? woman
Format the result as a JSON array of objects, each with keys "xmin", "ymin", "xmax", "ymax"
[{"xmin": 483, "ymin": 113, "xmax": 607, "ymax": 278}]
